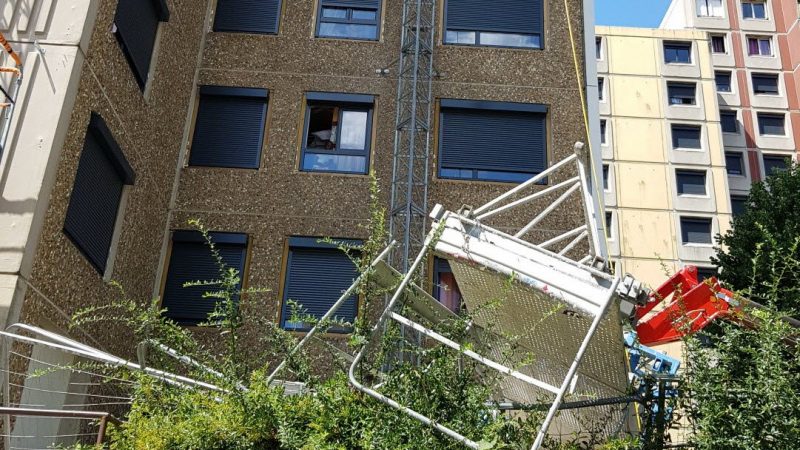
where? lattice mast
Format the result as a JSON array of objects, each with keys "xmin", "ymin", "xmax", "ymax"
[{"xmin": 388, "ymin": 0, "xmax": 436, "ymax": 271}]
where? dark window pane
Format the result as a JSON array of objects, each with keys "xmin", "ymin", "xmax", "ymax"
[
  {"xmin": 602, "ymin": 164, "xmax": 609, "ymax": 190},
  {"xmin": 725, "ymin": 151, "xmax": 744, "ymax": 175},
  {"xmin": 672, "ymin": 125, "xmax": 702, "ymax": 149},
  {"xmin": 600, "ymin": 119, "xmax": 607, "ymax": 144},
  {"xmin": 681, "ymin": 217, "xmax": 713, "ymax": 244},
  {"xmin": 752, "ymin": 73, "xmax": 779, "ymax": 95},
  {"xmin": 720, "ymin": 111, "xmax": 738, "ymax": 133},
  {"xmin": 676, "ymin": 169, "xmax": 707, "ymax": 195},
  {"xmin": 668, "ymin": 82, "xmax": 697, "ymax": 105},
  {"xmin": 758, "ymin": 113, "xmax": 785, "ymax": 135},
  {"xmin": 664, "ymin": 42, "xmax": 692, "ymax": 63},
  {"xmin": 711, "ymin": 35, "xmax": 725, "ymax": 53},
  {"xmin": 302, "ymin": 97, "xmax": 373, "ymax": 174},
  {"xmin": 715, "ymin": 71, "xmax": 732, "ymax": 92},
  {"xmin": 730, "ymin": 196, "xmax": 748, "ymax": 217},
  {"xmin": 598, "ymin": 77, "xmax": 604, "ymax": 100},
  {"xmin": 763, "ymin": 155, "xmax": 789, "ymax": 174},
  {"xmin": 605, "ymin": 212, "xmax": 613, "ymax": 238},
  {"xmin": 696, "ymin": 267, "xmax": 717, "ymax": 282},
  {"xmin": 596, "ymin": 37, "xmax": 602, "ymax": 59}
]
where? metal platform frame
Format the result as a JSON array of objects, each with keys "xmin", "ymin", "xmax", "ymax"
[{"xmin": 274, "ymin": 144, "xmax": 630, "ymax": 449}]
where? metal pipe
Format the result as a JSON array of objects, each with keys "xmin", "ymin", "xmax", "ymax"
[
  {"xmin": 267, "ymin": 242, "xmax": 396, "ymax": 383},
  {"xmin": 558, "ymin": 230, "xmax": 589, "ymax": 256},
  {"xmin": 390, "ymin": 312, "xmax": 560, "ymax": 394},
  {"xmin": 539, "ymin": 225, "xmax": 587, "ymax": 250},
  {"xmin": 474, "ymin": 153, "xmax": 578, "ymax": 215},
  {"xmin": 476, "ymin": 177, "xmax": 580, "ymax": 221},
  {"xmin": 530, "ymin": 277, "xmax": 620, "ymax": 450},
  {"xmin": 515, "ymin": 183, "xmax": 582, "ymax": 239},
  {"xmin": 492, "ymin": 394, "xmax": 639, "ymax": 411}
]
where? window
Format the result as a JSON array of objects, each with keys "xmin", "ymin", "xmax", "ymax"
[
  {"xmin": 214, "ymin": 0, "xmax": 282, "ymax": 34},
  {"xmin": 605, "ymin": 212, "xmax": 613, "ymax": 238},
  {"xmin": 161, "ymin": 232, "xmax": 248, "ymax": 325},
  {"xmin": 433, "ymin": 258, "xmax": 462, "ymax": 313},
  {"xmin": 600, "ymin": 119, "xmax": 607, "ymax": 144},
  {"xmin": 742, "ymin": 0, "xmax": 767, "ymax": 19},
  {"xmin": 667, "ymin": 82, "xmax": 697, "ymax": 105},
  {"xmin": 696, "ymin": 267, "xmax": 718, "ymax": 281},
  {"xmin": 711, "ymin": 34, "xmax": 726, "ymax": 53},
  {"xmin": 189, "ymin": 86, "xmax": 268, "ymax": 169},
  {"xmin": 301, "ymin": 92, "xmax": 374, "ymax": 174},
  {"xmin": 715, "ymin": 71, "xmax": 732, "ymax": 92},
  {"xmin": 730, "ymin": 195, "xmax": 748, "ymax": 217},
  {"xmin": 671, "ymin": 124, "xmax": 702, "ymax": 149},
  {"xmin": 444, "ymin": 0, "xmax": 544, "ymax": 49},
  {"xmin": 747, "ymin": 36, "xmax": 772, "ymax": 56},
  {"xmin": 113, "ymin": 0, "xmax": 169, "ymax": 89},
  {"xmin": 725, "ymin": 151, "xmax": 745, "ymax": 175},
  {"xmin": 602, "ymin": 164, "xmax": 609, "ymax": 190},
  {"xmin": 681, "ymin": 217, "xmax": 713, "ymax": 244},
  {"xmin": 697, "ymin": 0, "xmax": 724, "ymax": 17},
  {"xmin": 664, "ymin": 41, "xmax": 692, "ymax": 64},
  {"xmin": 598, "ymin": 77, "xmax": 605, "ymax": 100},
  {"xmin": 752, "ymin": 73, "xmax": 779, "ymax": 95},
  {"xmin": 757, "ymin": 113, "xmax": 785, "ymax": 135},
  {"xmin": 438, "ymin": 99, "xmax": 548, "ymax": 183},
  {"xmin": 676, "ymin": 169, "xmax": 707, "ymax": 195},
  {"xmin": 64, "ymin": 113, "xmax": 135, "ymax": 274},
  {"xmin": 281, "ymin": 237, "xmax": 361, "ymax": 332},
  {"xmin": 316, "ymin": 0, "xmax": 381, "ymax": 40},
  {"xmin": 596, "ymin": 37, "xmax": 602, "ymax": 59},
  {"xmin": 720, "ymin": 110, "xmax": 738, "ymax": 133},
  {"xmin": 763, "ymin": 154, "xmax": 789, "ymax": 174}
]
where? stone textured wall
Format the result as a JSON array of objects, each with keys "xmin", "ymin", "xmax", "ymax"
[{"xmin": 18, "ymin": 0, "xmax": 588, "ymax": 358}]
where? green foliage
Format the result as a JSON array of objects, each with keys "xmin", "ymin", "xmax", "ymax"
[
  {"xmin": 73, "ymin": 175, "xmax": 636, "ymax": 449},
  {"xmin": 685, "ymin": 236, "xmax": 800, "ymax": 450},
  {"xmin": 713, "ymin": 163, "xmax": 800, "ymax": 312}
]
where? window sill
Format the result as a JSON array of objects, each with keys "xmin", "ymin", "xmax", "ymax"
[
  {"xmin": 314, "ymin": 36, "xmax": 381, "ymax": 44},
  {"xmin": 294, "ymin": 169, "xmax": 370, "ymax": 178},
  {"xmin": 677, "ymin": 194, "xmax": 710, "ymax": 199},
  {"xmin": 682, "ymin": 243, "xmax": 714, "ymax": 248},
  {"xmin": 673, "ymin": 148, "xmax": 705, "ymax": 153},
  {"xmin": 440, "ymin": 42, "xmax": 544, "ymax": 52}
]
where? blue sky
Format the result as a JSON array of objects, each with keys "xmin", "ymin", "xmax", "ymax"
[{"xmin": 596, "ymin": 0, "xmax": 674, "ymax": 28}]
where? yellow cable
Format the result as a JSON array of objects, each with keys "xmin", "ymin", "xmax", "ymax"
[{"xmin": 563, "ymin": 0, "xmax": 613, "ymax": 273}]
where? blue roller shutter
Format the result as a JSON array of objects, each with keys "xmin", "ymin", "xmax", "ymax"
[
  {"xmin": 161, "ymin": 232, "xmax": 248, "ymax": 325},
  {"xmin": 214, "ymin": 0, "xmax": 282, "ymax": 34},
  {"xmin": 64, "ymin": 113, "xmax": 135, "ymax": 274},
  {"xmin": 445, "ymin": 0, "xmax": 543, "ymax": 36},
  {"xmin": 281, "ymin": 239, "xmax": 361, "ymax": 332},
  {"xmin": 439, "ymin": 100, "xmax": 547, "ymax": 180},
  {"xmin": 667, "ymin": 83, "xmax": 696, "ymax": 105},
  {"xmin": 114, "ymin": 0, "xmax": 169, "ymax": 88},
  {"xmin": 189, "ymin": 86, "xmax": 268, "ymax": 169}
]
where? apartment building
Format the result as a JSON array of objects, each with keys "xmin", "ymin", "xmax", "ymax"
[
  {"xmin": 596, "ymin": 26, "xmax": 733, "ymax": 288},
  {"xmin": 0, "ymin": 1, "xmax": 600, "ymax": 430},
  {"xmin": 661, "ymin": 0, "xmax": 800, "ymax": 206}
]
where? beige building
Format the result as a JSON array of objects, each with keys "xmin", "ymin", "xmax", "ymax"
[{"xmin": 596, "ymin": 26, "xmax": 733, "ymax": 288}]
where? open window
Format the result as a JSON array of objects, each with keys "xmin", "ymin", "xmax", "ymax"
[{"xmin": 302, "ymin": 92, "xmax": 373, "ymax": 174}]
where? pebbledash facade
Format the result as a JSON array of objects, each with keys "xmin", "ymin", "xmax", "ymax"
[
  {"xmin": 0, "ymin": 0, "xmax": 600, "ymax": 391},
  {"xmin": 661, "ymin": 0, "xmax": 800, "ymax": 202}
]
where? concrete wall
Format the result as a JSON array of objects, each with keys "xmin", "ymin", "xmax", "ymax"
[
  {"xmin": 4, "ymin": 0, "xmax": 208, "ymax": 358},
  {"xmin": 164, "ymin": 0, "xmax": 590, "ymax": 347},
  {"xmin": 597, "ymin": 26, "xmax": 732, "ymax": 288}
]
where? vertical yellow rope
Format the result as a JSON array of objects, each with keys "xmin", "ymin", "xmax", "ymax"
[
  {"xmin": 563, "ymin": 0, "xmax": 613, "ymax": 270},
  {"xmin": 563, "ymin": 0, "xmax": 640, "ymax": 430}
]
